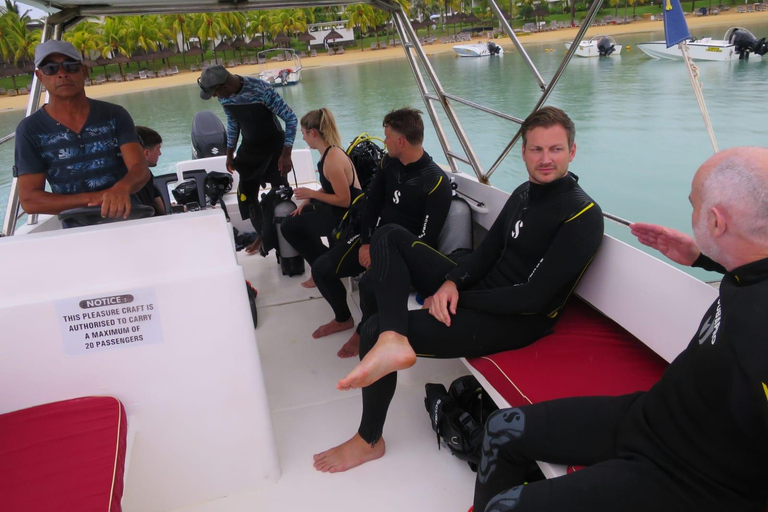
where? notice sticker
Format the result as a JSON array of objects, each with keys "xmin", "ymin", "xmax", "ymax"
[{"xmin": 56, "ymin": 288, "xmax": 163, "ymax": 356}]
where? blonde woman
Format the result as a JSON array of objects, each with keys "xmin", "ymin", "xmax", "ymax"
[{"xmin": 281, "ymin": 108, "xmax": 362, "ymax": 337}]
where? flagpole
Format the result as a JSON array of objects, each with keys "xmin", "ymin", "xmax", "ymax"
[{"xmin": 678, "ymin": 41, "xmax": 719, "ymax": 153}]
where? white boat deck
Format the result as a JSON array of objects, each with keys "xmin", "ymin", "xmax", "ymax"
[{"xmin": 173, "ymin": 251, "xmax": 476, "ymax": 512}]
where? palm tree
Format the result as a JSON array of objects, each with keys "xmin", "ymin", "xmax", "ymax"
[
  {"xmin": 346, "ymin": 4, "xmax": 377, "ymax": 51},
  {"xmin": 101, "ymin": 16, "xmax": 131, "ymax": 76},
  {"xmin": 192, "ymin": 13, "xmax": 232, "ymax": 64},
  {"xmin": 246, "ymin": 10, "xmax": 274, "ymax": 50},
  {"xmin": 3, "ymin": 11, "xmax": 41, "ymax": 89},
  {"xmin": 64, "ymin": 21, "xmax": 104, "ymax": 77},
  {"xmin": 0, "ymin": 12, "xmax": 17, "ymax": 64},
  {"xmin": 270, "ymin": 8, "xmax": 308, "ymax": 43},
  {"xmin": 162, "ymin": 14, "xmax": 190, "ymax": 68}
]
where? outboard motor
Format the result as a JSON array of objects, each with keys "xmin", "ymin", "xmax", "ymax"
[
  {"xmin": 487, "ymin": 41, "xmax": 502, "ymax": 56},
  {"xmin": 191, "ymin": 111, "xmax": 226, "ymax": 159},
  {"xmin": 730, "ymin": 28, "xmax": 768, "ymax": 59},
  {"xmin": 273, "ymin": 186, "xmax": 305, "ymax": 277},
  {"xmin": 597, "ymin": 36, "xmax": 616, "ymax": 57}
]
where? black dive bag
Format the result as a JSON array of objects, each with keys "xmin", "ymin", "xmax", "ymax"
[{"xmin": 424, "ymin": 375, "xmax": 498, "ymax": 471}]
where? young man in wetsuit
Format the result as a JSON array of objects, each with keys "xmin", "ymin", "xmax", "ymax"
[
  {"xmin": 198, "ymin": 65, "xmax": 297, "ymax": 255},
  {"xmin": 134, "ymin": 126, "xmax": 165, "ymax": 216},
  {"xmin": 472, "ymin": 146, "xmax": 768, "ymax": 512},
  {"xmin": 309, "ymin": 107, "xmax": 452, "ymax": 352},
  {"xmin": 313, "ymin": 107, "xmax": 604, "ymax": 473}
]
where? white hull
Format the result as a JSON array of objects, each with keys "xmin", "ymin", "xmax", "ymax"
[
  {"xmin": 259, "ymin": 68, "xmax": 301, "ymax": 86},
  {"xmin": 453, "ymin": 42, "xmax": 504, "ymax": 57},
  {"xmin": 565, "ymin": 36, "xmax": 622, "ymax": 57},
  {"xmin": 637, "ymin": 40, "xmax": 740, "ymax": 61},
  {"xmin": 637, "ymin": 28, "xmax": 765, "ymax": 61}
]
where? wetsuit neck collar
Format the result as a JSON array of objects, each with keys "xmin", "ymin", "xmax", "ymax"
[
  {"xmin": 528, "ymin": 172, "xmax": 577, "ymax": 193},
  {"xmin": 728, "ymin": 257, "xmax": 768, "ymax": 286},
  {"xmin": 400, "ymin": 151, "xmax": 430, "ymax": 171}
]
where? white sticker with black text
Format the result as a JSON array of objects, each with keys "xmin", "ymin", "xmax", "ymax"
[{"xmin": 56, "ymin": 288, "xmax": 163, "ymax": 356}]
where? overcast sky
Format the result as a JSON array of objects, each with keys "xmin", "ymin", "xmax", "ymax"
[{"xmin": 18, "ymin": 2, "xmax": 49, "ymax": 20}]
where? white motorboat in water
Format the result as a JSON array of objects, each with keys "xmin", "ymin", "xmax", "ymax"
[
  {"xmin": 565, "ymin": 35, "xmax": 622, "ymax": 57},
  {"xmin": 257, "ymin": 48, "xmax": 302, "ymax": 86},
  {"xmin": 636, "ymin": 27, "xmax": 768, "ymax": 61},
  {"xmin": 452, "ymin": 40, "xmax": 504, "ymax": 57}
]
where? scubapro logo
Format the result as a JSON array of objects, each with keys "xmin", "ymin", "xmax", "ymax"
[
  {"xmin": 698, "ymin": 299, "xmax": 721, "ymax": 345},
  {"xmin": 511, "ymin": 220, "xmax": 524, "ymax": 239},
  {"xmin": 393, "ymin": 190, "xmax": 401, "ymax": 204}
]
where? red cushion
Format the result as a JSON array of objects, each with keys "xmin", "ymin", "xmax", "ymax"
[
  {"xmin": 467, "ymin": 298, "xmax": 668, "ymax": 407},
  {"xmin": 0, "ymin": 396, "xmax": 127, "ymax": 512}
]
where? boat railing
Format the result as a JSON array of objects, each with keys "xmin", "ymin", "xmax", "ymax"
[{"xmin": 387, "ymin": 0, "xmax": 603, "ymax": 184}]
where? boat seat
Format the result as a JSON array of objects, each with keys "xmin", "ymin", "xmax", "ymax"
[
  {"xmin": 466, "ymin": 297, "xmax": 668, "ymax": 409},
  {"xmin": 153, "ymin": 172, "xmax": 179, "ymax": 214},
  {"xmin": 0, "ymin": 396, "xmax": 127, "ymax": 512}
]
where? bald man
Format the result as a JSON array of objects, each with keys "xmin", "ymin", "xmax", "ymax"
[{"xmin": 473, "ymin": 147, "xmax": 768, "ymax": 512}]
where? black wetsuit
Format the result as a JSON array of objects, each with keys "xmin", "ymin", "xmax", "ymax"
[
  {"xmin": 281, "ymin": 146, "xmax": 359, "ymax": 266},
  {"xmin": 230, "ymin": 102, "xmax": 290, "ymax": 236},
  {"xmin": 473, "ymin": 257, "xmax": 768, "ymax": 512},
  {"xmin": 311, "ymin": 152, "xmax": 452, "ymax": 323},
  {"xmin": 357, "ymin": 173, "xmax": 604, "ymax": 444}
]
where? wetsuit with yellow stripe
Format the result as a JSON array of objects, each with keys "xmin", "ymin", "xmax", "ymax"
[
  {"xmin": 311, "ymin": 151, "xmax": 451, "ymax": 325},
  {"xmin": 357, "ymin": 173, "xmax": 603, "ymax": 444}
]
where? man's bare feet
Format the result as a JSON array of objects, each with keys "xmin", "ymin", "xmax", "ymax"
[
  {"xmin": 337, "ymin": 331, "xmax": 416, "ymax": 390},
  {"xmin": 301, "ymin": 276, "xmax": 316, "ymax": 288},
  {"xmin": 337, "ymin": 331, "xmax": 359, "ymax": 358},
  {"xmin": 312, "ymin": 318, "xmax": 354, "ymax": 339},
  {"xmin": 245, "ymin": 238, "xmax": 262, "ymax": 255},
  {"xmin": 313, "ymin": 433, "xmax": 385, "ymax": 473}
]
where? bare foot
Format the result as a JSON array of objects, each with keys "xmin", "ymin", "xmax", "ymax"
[
  {"xmin": 312, "ymin": 318, "xmax": 354, "ymax": 339},
  {"xmin": 337, "ymin": 331, "xmax": 359, "ymax": 358},
  {"xmin": 313, "ymin": 433, "xmax": 385, "ymax": 473},
  {"xmin": 245, "ymin": 238, "xmax": 262, "ymax": 255},
  {"xmin": 301, "ymin": 276, "xmax": 316, "ymax": 288},
  {"xmin": 337, "ymin": 331, "xmax": 416, "ymax": 390}
]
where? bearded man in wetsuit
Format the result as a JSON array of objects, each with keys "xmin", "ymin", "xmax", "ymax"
[
  {"xmin": 313, "ymin": 106, "xmax": 604, "ymax": 473},
  {"xmin": 471, "ymin": 146, "xmax": 768, "ymax": 512},
  {"xmin": 198, "ymin": 65, "xmax": 297, "ymax": 255}
]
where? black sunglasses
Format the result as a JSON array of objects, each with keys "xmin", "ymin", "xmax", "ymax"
[
  {"xmin": 39, "ymin": 60, "xmax": 82, "ymax": 76},
  {"xmin": 197, "ymin": 77, "xmax": 223, "ymax": 94}
]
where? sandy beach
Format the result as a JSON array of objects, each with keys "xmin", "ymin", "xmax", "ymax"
[{"xmin": 2, "ymin": 10, "xmax": 766, "ymax": 112}]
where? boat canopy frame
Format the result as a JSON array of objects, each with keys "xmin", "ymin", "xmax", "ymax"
[{"xmin": 2, "ymin": 0, "xmax": 605, "ymax": 236}]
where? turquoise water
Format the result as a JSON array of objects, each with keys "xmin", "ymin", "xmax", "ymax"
[{"xmin": 2, "ymin": 20, "xmax": 767, "ymax": 279}]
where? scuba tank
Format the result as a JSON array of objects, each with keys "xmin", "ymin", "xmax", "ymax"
[
  {"xmin": 436, "ymin": 178, "xmax": 474, "ymax": 256},
  {"xmin": 273, "ymin": 186, "xmax": 305, "ymax": 277}
]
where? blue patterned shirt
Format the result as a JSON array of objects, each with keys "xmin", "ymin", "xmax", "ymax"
[
  {"xmin": 218, "ymin": 76, "xmax": 297, "ymax": 149},
  {"xmin": 14, "ymin": 99, "xmax": 139, "ymax": 195}
]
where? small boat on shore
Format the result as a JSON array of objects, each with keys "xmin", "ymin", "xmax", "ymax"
[
  {"xmin": 565, "ymin": 35, "xmax": 622, "ymax": 57},
  {"xmin": 257, "ymin": 48, "xmax": 302, "ymax": 86},
  {"xmin": 453, "ymin": 41, "xmax": 504, "ymax": 57},
  {"xmin": 636, "ymin": 27, "xmax": 768, "ymax": 61}
]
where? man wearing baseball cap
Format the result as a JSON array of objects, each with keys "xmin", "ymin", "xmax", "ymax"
[
  {"xmin": 14, "ymin": 40, "xmax": 150, "ymax": 221},
  {"xmin": 198, "ymin": 65, "xmax": 298, "ymax": 255}
]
